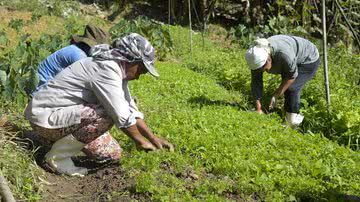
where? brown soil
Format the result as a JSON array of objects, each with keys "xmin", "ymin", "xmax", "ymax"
[
  {"xmin": 18, "ymin": 130, "xmax": 151, "ymax": 202},
  {"xmin": 38, "ymin": 164, "xmax": 144, "ymax": 202}
]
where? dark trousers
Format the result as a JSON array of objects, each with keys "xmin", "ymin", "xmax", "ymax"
[{"xmin": 284, "ymin": 58, "xmax": 320, "ymax": 113}]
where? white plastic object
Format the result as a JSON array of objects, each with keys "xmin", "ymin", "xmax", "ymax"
[
  {"xmin": 45, "ymin": 134, "xmax": 88, "ymax": 177},
  {"xmin": 285, "ymin": 112, "xmax": 304, "ymax": 129},
  {"xmin": 245, "ymin": 46, "xmax": 269, "ymax": 70}
]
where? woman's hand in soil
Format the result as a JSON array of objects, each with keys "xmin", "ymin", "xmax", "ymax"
[
  {"xmin": 150, "ymin": 137, "xmax": 174, "ymax": 152},
  {"xmin": 137, "ymin": 141, "xmax": 157, "ymax": 152},
  {"xmin": 134, "ymin": 118, "xmax": 174, "ymax": 151}
]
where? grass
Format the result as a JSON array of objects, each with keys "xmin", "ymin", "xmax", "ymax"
[{"xmin": 0, "ymin": 127, "xmax": 42, "ymax": 201}]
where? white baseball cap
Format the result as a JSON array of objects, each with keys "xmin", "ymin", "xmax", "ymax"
[{"xmin": 245, "ymin": 46, "xmax": 269, "ymax": 70}]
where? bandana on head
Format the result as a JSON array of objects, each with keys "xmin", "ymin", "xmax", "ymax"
[{"xmin": 90, "ymin": 33, "xmax": 159, "ymax": 78}]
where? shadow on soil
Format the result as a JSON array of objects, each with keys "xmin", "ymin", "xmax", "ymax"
[{"xmin": 188, "ymin": 95, "xmax": 249, "ymax": 111}]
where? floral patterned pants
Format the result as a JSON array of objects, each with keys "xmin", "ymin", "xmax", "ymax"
[{"xmin": 31, "ymin": 104, "xmax": 122, "ymax": 161}]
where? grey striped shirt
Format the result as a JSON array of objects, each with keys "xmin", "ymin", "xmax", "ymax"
[
  {"xmin": 251, "ymin": 35, "xmax": 319, "ymax": 100},
  {"xmin": 25, "ymin": 57, "xmax": 143, "ymax": 129}
]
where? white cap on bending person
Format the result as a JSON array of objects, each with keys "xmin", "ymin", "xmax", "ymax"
[{"xmin": 245, "ymin": 38, "xmax": 271, "ymax": 70}]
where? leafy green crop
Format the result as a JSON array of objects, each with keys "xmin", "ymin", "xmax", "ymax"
[
  {"xmin": 0, "ymin": 28, "xmax": 9, "ymax": 49},
  {"xmin": 169, "ymin": 25, "xmax": 360, "ymax": 150},
  {"xmin": 0, "ymin": 15, "xmax": 85, "ymax": 106},
  {"xmin": 0, "ymin": 33, "xmax": 68, "ymax": 106},
  {"xmin": 8, "ymin": 18, "xmax": 24, "ymax": 32},
  {"xmin": 301, "ymin": 48, "xmax": 360, "ymax": 150},
  {"xmin": 109, "ymin": 61, "xmax": 360, "ymax": 201}
]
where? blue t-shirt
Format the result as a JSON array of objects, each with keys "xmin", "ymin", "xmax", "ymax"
[{"xmin": 35, "ymin": 45, "xmax": 87, "ymax": 92}]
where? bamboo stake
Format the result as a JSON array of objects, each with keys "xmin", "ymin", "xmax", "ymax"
[
  {"xmin": 188, "ymin": 0, "xmax": 193, "ymax": 57},
  {"xmin": 0, "ymin": 172, "xmax": 16, "ymax": 202},
  {"xmin": 168, "ymin": 0, "xmax": 171, "ymax": 25},
  {"xmin": 322, "ymin": 0, "xmax": 331, "ymax": 112}
]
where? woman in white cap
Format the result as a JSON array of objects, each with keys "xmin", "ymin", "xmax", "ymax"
[
  {"xmin": 25, "ymin": 33, "xmax": 174, "ymax": 176},
  {"xmin": 245, "ymin": 35, "xmax": 320, "ymax": 128}
]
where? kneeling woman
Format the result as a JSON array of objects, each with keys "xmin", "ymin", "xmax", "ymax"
[
  {"xmin": 245, "ymin": 35, "xmax": 320, "ymax": 127},
  {"xmin": 25, "ymin": 33, "xmax": 174, "ymax": 176}
]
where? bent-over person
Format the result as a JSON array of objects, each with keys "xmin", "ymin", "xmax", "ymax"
[
  {"xmin": 245, "ymin": 35, "xmax": 320, "ymax": 128},
  {"xmin": 25, "ymin": 33, "xmax": 174, "ymax": 176}
]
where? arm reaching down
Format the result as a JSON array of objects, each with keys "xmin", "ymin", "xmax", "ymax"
[
  {"xmin": 121, "ymin": 124, "xmax": 157, "ymax": 151},
  {"xmin": 274, "ymin": 78, "xmax": 295, "ymax": 97},
  {"xmin": 121, "ymin": 118, "xmax": 174, "ymax": 152},
  {"xmin": 136, "ymin": 118, "xmax": 174, "ymax": 151},
  {"xmin": 269, "ymin": 78, "xmax": 295, "ymax": 110}
]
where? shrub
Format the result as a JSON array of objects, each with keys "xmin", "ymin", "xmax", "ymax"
[{"xmin": 109, "ymin": 16, "xmax": 173, "ymax": 60}]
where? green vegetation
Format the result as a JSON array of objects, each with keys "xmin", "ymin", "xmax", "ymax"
[
  {"xmin": 0, "ymin": 2, "xmax": 359, "ymax": 201},
  {"xmin": 0, "ymin": 111, "xmax": 41, "ymax": 201},
  {"xmin": 169, "ymin": 25, "xmax": 360, "ymax": 150},
  {"xmin": 115, "ymin": 62, "xmax": 360, "ymax": 201},
  {"xmin": 109, "ymin": 16, "xmax": 173, "ymax": 60},
  {"xmin": 0, "ymin": 0, "xmax": 82, "ymax": 17},
  {"xmin": 301, "ymin": 48, "xmax": 360, "ymax": 149}
]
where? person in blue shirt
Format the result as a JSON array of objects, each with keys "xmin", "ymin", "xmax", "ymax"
[{"xmin": 35, "ymin": 24, "xmax": 110, "ymax": 92}]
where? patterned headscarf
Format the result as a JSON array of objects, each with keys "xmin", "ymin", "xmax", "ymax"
[{"xmin": 90, "ymin": 33, "xmax": 159, "ymax": 78}]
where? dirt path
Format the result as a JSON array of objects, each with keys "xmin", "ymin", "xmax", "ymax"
[
  {"xmin": 38, "ymin": 162, "xmax": 148, "ymax": 202},
  {"xmin": 19, "ymin": 130, "xmax": 149, "ymax": 202}
]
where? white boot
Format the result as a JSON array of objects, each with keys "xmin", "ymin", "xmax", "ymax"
[
  {"xmin": 285, "ymin": 112, "xmax": 304, "ymax": 129},
  {"xmin": 45, "ymin": 134, "xmax": 88, "ymax": 177}
]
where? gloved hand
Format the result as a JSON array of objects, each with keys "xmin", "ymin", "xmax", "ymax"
[{"xmin": 269, "ymin": 96, "xmax": 277, "ymax": 111}]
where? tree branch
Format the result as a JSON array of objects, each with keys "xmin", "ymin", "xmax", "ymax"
[{"xmin": 334, "ymin": 0, "xmax": 360, "ymax": 48}]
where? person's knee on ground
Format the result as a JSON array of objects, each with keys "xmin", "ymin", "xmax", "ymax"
[
  {"xmin": 46, "ymin": 104, "xmax": 117, "ymax": 175},
  {"xmin": 82, "ymin": 131, "xmax": 122, "ymax": 163}
]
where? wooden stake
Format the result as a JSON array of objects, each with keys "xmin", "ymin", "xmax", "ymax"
[
  {"xmin": 188, "ymin": 0, "xmax": 193, "ymax": 57},
  {"xmin": 0, "ymin": 172, "xmax": 16, "ymax": 202},
  {"xmin": 322, "ymin": 0, "xmax": 331, "ymax": 112}
]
